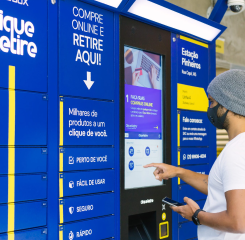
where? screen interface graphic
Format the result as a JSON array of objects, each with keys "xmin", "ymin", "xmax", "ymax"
[{"xmin": 124, "ymin": 46, "xmax": 164, "ymax": 189}]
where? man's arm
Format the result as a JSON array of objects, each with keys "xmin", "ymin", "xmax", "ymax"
[
  {"xmin": 144, "ymin": 163, "xmax": 208, "ymax": 195},
  {"xmin": 173, "ymin": 190, "xmax": 245, "ymax": 233},
  {"xmin": 177, "ymin": 168, "xmax": 208, "ymax": 195}
]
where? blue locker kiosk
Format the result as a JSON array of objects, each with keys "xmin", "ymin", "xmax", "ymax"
[{"xmin": 0, "ymin": 0, "xmax": 226, "ymax": 240}]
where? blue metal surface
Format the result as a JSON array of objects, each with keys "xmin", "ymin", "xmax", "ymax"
[
  {"xmin": 171, "ymin": 33, "xmax": 179, "ymax": 240},
  {"xmin": 61, "ymin": 170, "xmax": 114, "ymax": 197},
  {"xmin": 59, "ymin": 0, "xmax": 115, "ymax": 100},
  {"xmin": 0, "ymin": 148, "xmax": 47, "ymax": 174},
  {"xmin": 209, "ymin": 0, "xmax": 228, "ymax": 23},
  {"xmin": 0, "ymin": 228, "xmax": 47, "ymax": 240},
  {"xmin": 62, "ymin": 97, "xmax": 115, "ymax": 146},
  {"xmin": 60, "ymin": 193, "xmax": 114, "ymax": 223},
  {"xmin": 0, "ymin": 0, "xmax": 48, "ymax": 92},
  {"xmin": 113, "ymin": 12, "xmax": 121, "ymax": 240},
  {"xmin": 0, "ymin": 201, "xmax": 47, "ymax": 233},
  {"xmin": 47, "ymin": 0, "xmax": 59, "ymax": 239},
  {"xmin": 178, "ymin": 147, "xmax": 209, "ymax": 166},
  {"xmin": 59, "ymin": 215, "xmax": 115, "ymax": 240},
  {"xmin": 178, "ymin": 184, "xmax": 206, "ymax": 203},
  {"xmin": 0, "ymin": 89, "xmax": 48, "ymax": 146},
  {"xmin": 179, "ymin": 221, "xmax": 197, "ymax": 240},
  {"xmin": 121, "ymin": 0, "xmax": 226, "ymax": 43},
  {"xmin": 60, "ymin": 147, "xmax": 114, "ymax": 171},
  {"xmin": 179, "ymin": 110, "xmax": 209, "ymax": 147},
  {"xmin": 171, "ymin": 33, "xmax": 216, "ymax": 239},
  {"xmin": 0, "ymin": 174, "xmax": 47, "ymax": 203}
]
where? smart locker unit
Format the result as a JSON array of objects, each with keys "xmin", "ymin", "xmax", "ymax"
[
  {"xmin": 0, "ymin": 0, "xmax": 224, "ymax": 239},
  {"xmin": 120, "ymin": 16, "xmax": 172, "ymax": 239}
]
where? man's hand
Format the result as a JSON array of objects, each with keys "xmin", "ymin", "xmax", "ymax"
[
  {"xmin": 171, "ymin": 197, "xmax": 200, "ymax": 221},
  {"xmin": 143, "ymin": 163, "xmax": 180, "ymax": 181}
]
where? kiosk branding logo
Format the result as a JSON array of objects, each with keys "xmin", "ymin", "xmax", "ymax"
[
  {"xmin": 7, "ymin": 0, "xmax": 29, "ymax": 6},
  {"xmin": 140, "ymin": 199, "xmax": 154, "ymax": 204},
  {"xmin": 0, "ymin": 10, "xmax": 37, "ymax": 57}
]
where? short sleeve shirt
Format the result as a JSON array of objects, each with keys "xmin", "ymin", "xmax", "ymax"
[{"xmin": 198, "ymin": 132, "xmax": 245, "ymax": 240}]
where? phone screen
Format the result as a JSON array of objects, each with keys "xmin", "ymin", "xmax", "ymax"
[{"xmin": 162, "ymin": 197, "xmax": 184, "ymax": 207}]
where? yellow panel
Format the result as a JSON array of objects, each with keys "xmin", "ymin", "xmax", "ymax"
[
  {"xmin": 59, "ymin": 100, "xmax": 64, "ymax": 146},
  {"xmin": 8, "ymin": 203, "xmax": 15, "ymax": 232},
  {"xmin": 9, "ymin": 66, "xmax": 15, "ymax": 90},
  {"xmin": 216, "ymin": 38, "xmax": 225, "ymax": 54},
  {"xmin": 8, "ymin": 231, "xmax": 14, "ymax": 240},
  {"xmin": 180, "ymin": 35, "xmax": 208, "ymax": 48},
  {"xmin": 59, "ymin": 202, "xmax": 64, "ymax": 224},
  {"xmin": 59, "ymin": 175, "xmax": 63, "ymax": 198},
  {"xmin": 59, "ymin": 225, "xmax": 63, "ymax": 240},
  {"xmin": 59, "ymin": 149, "xmax": 63, "ymax": 172},
  {"xmin": 159, "ymin": 221, "xmax": 169, "ymax": 239},
  {"xmin": 177, "ymin": 84, "xmax": 208, "ymax": 112},
  {"xmin": 178, "ymin": 151, "xmax": 180, "ymax": 166},
  {"xmin": 177, "ymin": 112, "xmax": 180, "ymax": 147},
  {"xmin": 8, "ymin": 90, "xmax": 15, "ymax": 147},
  {"xmin": 8, "ymin": 66, "xmax": 15, "ymax": 235}
]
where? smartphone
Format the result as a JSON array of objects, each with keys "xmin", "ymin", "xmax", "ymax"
[{"xmin": 162, "ymin": 197, "xmax": 184, "ymax": 207}]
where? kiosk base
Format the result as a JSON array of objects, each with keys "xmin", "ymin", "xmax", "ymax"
[{"xmin": 129, "ymin": 212, "xmax": 156, "ymax": 240}]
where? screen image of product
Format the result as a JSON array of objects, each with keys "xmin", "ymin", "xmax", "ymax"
[{"xmin": 124, "ymin": 46, "xmax": 164, "ymax": 189}]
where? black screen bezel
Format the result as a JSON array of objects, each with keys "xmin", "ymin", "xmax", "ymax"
[{"xmin": 119, "ymin": 16, "xmax": 172, "ymax": 239}]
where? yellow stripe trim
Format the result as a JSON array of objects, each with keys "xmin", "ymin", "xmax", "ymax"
[
  {"xmin": 180, "ymin": 35, "xmax": 208, "ymax": 48},
  {"xmin": 59, "ymin": 176, "xmax": 63, "ymax": 198},
  {"xmin": 7, "ymin": 231, "xmax": 14, "ymax": 240},
  {"xmin": 177, "ymin": 112, "xmax": 180, "ymax": 147},
  {"xmin": 8, "ymin": 203, "xmax": 15, "ymax": 232},
  {"xmin": 59, "ymin": 225, "xmax": 63, "ymax": 240},
  {"xmin": 178, "ymin": 150, "xmax": 181, "ymax": 182},
  {"xmin": 59, "ymin": 100, "xmax": 64, "ymax": 146},
  {"xmin": 8, "ymin": 66, "xmax": 15, "ymax": 235},
  {"xmin": 59, "ymin": 149, "xmax": 63, "ymax": 172},
  {"xmin": 9, "ymin": 66, "xmax": 15, "ymax": 90},
  {"xmin": 59, "ymin": 202, "xmax": 64, "ymax": 224},
  {"xmin": 178, "ymin": 151, "xmax": 180, "ymax": 166}
]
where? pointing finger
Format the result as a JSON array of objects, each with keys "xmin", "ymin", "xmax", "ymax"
[{"xmin": 143, "ymin": 163, "xmax": 163, "ymax": 168}]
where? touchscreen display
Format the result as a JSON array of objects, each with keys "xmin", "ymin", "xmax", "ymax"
[{"xmin": 124, "ymin": 46, "xmax": 164, "ymax": 189}]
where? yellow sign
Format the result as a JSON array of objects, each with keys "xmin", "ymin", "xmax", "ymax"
[
  {"xmin": 177, "ymin": 84, "xmax": 208, "ymax": 112},
  {"xmin": 180, "ymin": 35, "xmax": 208, "ymax": 48},
  {"xmin": 216, "ymin": 38, "xmax": 225, "ymax": 54}
]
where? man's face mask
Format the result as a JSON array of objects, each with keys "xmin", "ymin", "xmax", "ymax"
[{"xmin": 207, "ymin": 103, "xmax": 229, "ymax": 129}]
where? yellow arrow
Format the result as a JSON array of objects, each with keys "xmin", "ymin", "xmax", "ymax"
[{"xmin": 177, "ymin": 83, "xmax": 208, "ymax": 112}]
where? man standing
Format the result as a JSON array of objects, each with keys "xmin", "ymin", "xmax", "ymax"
[{"xmin": 144, "ymin": 70, "xmax": 245, "ymax": 239}]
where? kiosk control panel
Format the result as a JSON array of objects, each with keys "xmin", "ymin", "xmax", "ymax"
[{"xmin": 120, "ymin": 16, "xmax": 172, "ymax": 239}]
